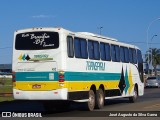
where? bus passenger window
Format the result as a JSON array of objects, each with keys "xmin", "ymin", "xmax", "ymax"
[
  {"xmin": 111, "ymin": 45, "xmax": 116, "ymax": 62},
  {"xmin": 67, "ymin": 36, "xmax": 74, "ymax": 58},
  {"xmin": 115, "ymin": 45, "xmax": 120, "ymax": 62},
  {"xmin": 120, "ymin": 47, "xmax": 125, "ymax": 62},
  {"xmin": 88, "ymin": 40, "xmax": 94, "ymax": 59},
  {"xmin": 105, "ymin": 43, "xmax": 111, "ymax": 61},
  {"xmin": 129, "ymin": 48, "xmax": 133, "ymax": 63},
  {"xmin": 100, "ymin": 42, "xmax": 106, "ymax": 60},
  {"xmin": 124, "ymin": 47, "xmax": 129, "ymax": 63},
  {"xmin": 74, "ymin": 38, "xmax": 81, "ymax": 58},
  {"xmin": 133, "ymin": 49, "xmax": 137, "ymax": 64},
  {"xmin": 81, "ymin": 39, "xmax": 88, "ymax": 59},
  {"xmin": 93, "ymin": 41, "xmax": 100, "ymax": 60}
]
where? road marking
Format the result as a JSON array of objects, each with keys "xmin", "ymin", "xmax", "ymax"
[{"xmin": 144, "ymin": 104, "xmax": 160, "ymax": 109}]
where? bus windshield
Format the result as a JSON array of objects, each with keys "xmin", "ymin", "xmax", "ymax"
[{"xmin": 15, "ymin": 31, "xmax": 59, "ymax": 50}]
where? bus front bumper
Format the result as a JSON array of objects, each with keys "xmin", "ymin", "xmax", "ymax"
[{"xmin": 13, "ymin": 88, "xmax": 68, "ymax": 100}]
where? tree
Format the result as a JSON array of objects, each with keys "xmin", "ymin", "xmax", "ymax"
[{"xmin": 145, "ymin": 48, "xmax": 160, "ymax": 76}]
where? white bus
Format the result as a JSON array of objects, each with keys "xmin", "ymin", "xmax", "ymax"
[{"xmin": 12, "ymin": 27, "xmax": 144, "ymax": 111}]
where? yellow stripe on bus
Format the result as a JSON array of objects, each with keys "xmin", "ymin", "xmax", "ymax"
[{"xmin": 14, "ymin": 80, "xmax": 119, "ymax": 91}]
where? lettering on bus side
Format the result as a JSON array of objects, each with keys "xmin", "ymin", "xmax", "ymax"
[
  {"xmin": 34, "ymin": 54, "xmax": 49, "ymax": 58},
  {"xmin": 86, "ymin": 61, "xmax": 105, "ymax": 71}
]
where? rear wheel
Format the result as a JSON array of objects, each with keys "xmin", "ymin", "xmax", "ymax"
[
  {"xmin": 129, "ymin": 86, "xmax": 138, "ymax": 103},
  {"xmin": 95, "ymin": 88, "xmax": 104, "ymax": 109},
  {"xmin": 86, "ymin": 90, "xmax": 95, "ymax": 111}
]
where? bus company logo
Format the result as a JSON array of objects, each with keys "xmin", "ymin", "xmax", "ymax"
[
  {"xmin": 18, "ymin": 53, "xmax": 31, "ymax": 61},
  {"xmin": 86, "ymin": 61, "xmax": 105, "ymax": 71}
]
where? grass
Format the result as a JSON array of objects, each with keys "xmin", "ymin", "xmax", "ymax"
[
  {"xmin": 0, "ymin": 78, "xmax": 12, "ymax": 85},
  {"xmin": 0, "ymin": 78, "xmax": 13, "ymax": 102},
  {"xmin": 0, "ymin": 78, "xmax": 12, "ymax": 93},
  {"xmin": 0, "ymin": 96, "xmax": 14, "ymax": 102}
]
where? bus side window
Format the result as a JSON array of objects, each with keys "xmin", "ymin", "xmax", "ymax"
[
  {"xmin": 120, "ymin": 46, "xmax": 125, "ymax": 62},
  {"xmin": 93, "ymin": 41, "xmax": 100, "ymax": 60},
  {"xmin": 88, "ymin": 40, "xmax": 94, "ymax": 59},
  {"xmin": 99, "ymin": 42, "xmax": 111, "ymax": 61},
  {"xmin": 80, "ymin": 39, "xmax": 88, "ymax": 59},
  {"xmin": 129, "ymin": 48, "xmax": 133, "ymax": 63},
  {"xmin": 74, "ymin": 37, "xmax": 81, "ymax": 58},
  {"xmin": 67, "ymin": 36, "xmax": 74, "ymax": 58},
  {"xmin": 115, "ymin": 45, "xmax": 120, "ymax": 62},
  {"xmin": 111, "ymin": 45, "xmax": 116, "ymax": 62},
  {"xmin": 111, "ymin": 45, "xmax": 120, "ymax": 62},
  {"xmin": 133, "ymin": 49, "xmax": 137, "ymax": 64},
  {"xmin": 100, "ymin": 42, "xmax": 106, "ymax": 60},
  {"xmin": 105, "ymin": 43, "xmax": 111, "ymax": 61},
  {"xmin": 124, "ymin": 47, "xmax": 129, "ymax": 63},
  {"xmin": 74, "ymin": 37, "xmax": 88, "ymax": 59}
]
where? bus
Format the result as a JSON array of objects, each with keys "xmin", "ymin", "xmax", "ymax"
[{"xmin": 12, "ymin": 27, "xmax": 144, "ymax": 111}]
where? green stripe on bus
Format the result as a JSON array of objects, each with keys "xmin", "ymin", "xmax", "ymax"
[
  {"xmin": 65, "ymin": 72, "xmax": 120, "ymax": 81},
  {"xmin": 15, "ymin": 71, "xmax": 121, "ymax": 81}
]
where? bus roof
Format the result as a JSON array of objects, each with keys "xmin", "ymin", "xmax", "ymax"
[
  {"xmin": 76, "ymin": 32, "xmax": 118, "ymax": 42},
  {"xmin": 15, "ymin": 27, "xmax": 140, "ymax": 50}
]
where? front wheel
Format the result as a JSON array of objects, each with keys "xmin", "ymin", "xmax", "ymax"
[
  {"xmin": 86, "ymin": 90, "xmax": 95, "ymax": 111},
  {"xmin": 129, "ymin": 86, "xmax": 138, "ymax": 103}
]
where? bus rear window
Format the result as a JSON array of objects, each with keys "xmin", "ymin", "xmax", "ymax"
[{"xmin": 15, "ymin": 32, "xmax": 59, "ymax": 50}]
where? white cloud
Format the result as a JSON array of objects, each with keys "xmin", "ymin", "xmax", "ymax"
[{"xmin": 32, "ymin": 15, "xmax": 55, "ymax": 18}]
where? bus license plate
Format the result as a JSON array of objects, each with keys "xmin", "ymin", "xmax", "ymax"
[{"xmin": 32, "ymin": 84, "xmax": 41, "ymax": 89}]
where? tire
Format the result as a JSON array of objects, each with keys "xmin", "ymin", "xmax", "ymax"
[
  {"xmin": 95, "ymin": 88, "xmax": 104, "ymax": 109},
  {"xmin": 86, "ymin": 90, "xmax": 95, "ymax": 111},
  {"xmin": 129, "ymin": 86, "xmax": 138, "ymax": 103}
]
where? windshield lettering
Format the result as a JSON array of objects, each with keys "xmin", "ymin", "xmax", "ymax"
[{"xmin": 31, "ymin": 33, "xmax": 50, "ymax": 47}]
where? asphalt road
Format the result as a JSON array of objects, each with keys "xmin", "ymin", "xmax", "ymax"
[{"xmin": 0, "ymin": 88, "xmax": 160, "ymax": 120}]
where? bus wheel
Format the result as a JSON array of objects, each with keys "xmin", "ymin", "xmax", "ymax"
[
  {"xmin": 86, "ymin": 90, "xmax": 95, "ymax": 111},
  {"xmin": 129, "ymin": 86, "xmax": 138, "ymax": 103},
  {"xmin": 95, "ymin": 88, "xmax": 104, "ymax": 109}
]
